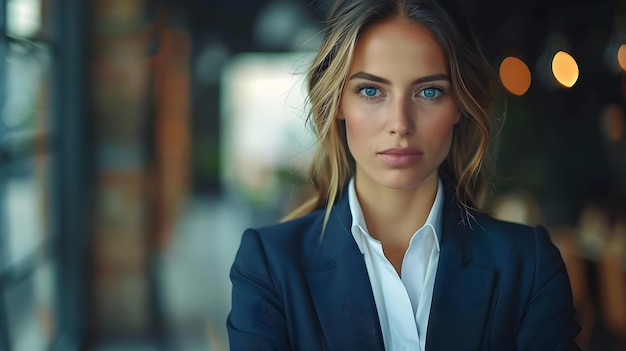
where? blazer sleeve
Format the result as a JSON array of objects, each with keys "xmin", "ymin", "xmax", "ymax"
[
  {"xmin": 515, "ymin": 226, "xmax": 582, "ymax": 351},
  {"xmin": 227, "ymin": 229, "xmax": 289, "ymax": 351}
]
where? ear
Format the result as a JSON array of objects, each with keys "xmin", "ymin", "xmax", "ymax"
[{"xmin": 336, "ymin": 110, "xmax": 345, "ymax": 120}]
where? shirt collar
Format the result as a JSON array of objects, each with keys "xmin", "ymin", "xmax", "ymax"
[{"xmin": 348, "ymin": 177, "xmax": 444, "ymax": 252}]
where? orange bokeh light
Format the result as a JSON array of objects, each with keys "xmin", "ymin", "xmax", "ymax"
[
  {"xmin": 618, "ymin": 44, "xmax": 626, "ymax": 71},
  {"xmin": 551, "ymin": 51, "xmax": 579, "ymax": 88},
  {"xmin": 499, "ymin": 56, "xmax": 532, "ymax": 96}
]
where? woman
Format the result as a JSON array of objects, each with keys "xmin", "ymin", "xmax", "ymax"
[{"xmin": 227, "ymin": 0, "xmax": 581, "ymax": 349}]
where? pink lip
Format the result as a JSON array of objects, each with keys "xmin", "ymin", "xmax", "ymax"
[{"xmin": 377, "ymin": 148, "xmax": 423, "ymax": 167}]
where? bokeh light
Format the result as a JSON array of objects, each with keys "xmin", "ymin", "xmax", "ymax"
[
  {"xmin": 551, "ymin": 51, "xmax": 579, "ymax": 88},
  {"xmin": 499, "ymin": 56, "xmax": 532, "ymax": 96},
  {"xmin": 618, "ymin": 44, "xmax": 626, "ymax": 72},
  {"xmin": 601, "ymin": 104, "xmax": 625, "ymax": 143}
]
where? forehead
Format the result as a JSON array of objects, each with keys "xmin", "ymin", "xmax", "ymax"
[{"xmin": 349, "ymin": 17, "xmax": 448, "ymax": 78}]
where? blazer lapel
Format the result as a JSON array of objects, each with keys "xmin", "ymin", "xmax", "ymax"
[
  {"xmin": 425, "ymin": 189, "xmax": 496, "ymax": 350},
  {"xmin": 304, "ymin": 192, "xmax": 385, "ymax": 351}
]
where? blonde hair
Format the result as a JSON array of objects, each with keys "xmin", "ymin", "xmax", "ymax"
[{"xmin": 284, "ymin": 0, "xmax": 502, "ymax": 229}]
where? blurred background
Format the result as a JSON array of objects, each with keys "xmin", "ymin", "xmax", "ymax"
[{"xmin": 0, "ymin": 0, "xmax": 624, "ymax": 350}]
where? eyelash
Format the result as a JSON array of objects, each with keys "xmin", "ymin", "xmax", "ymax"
[
  {"xmin": 355, "ymin": 83, "xmax": 384, "ymax": 101},
  {"xmin": 418, "ymin": 85, "xmax": 445, "ymax": 101},
  {"xmin": 353, "ymin": 83, "xmax": 446, "ymax": 102}
]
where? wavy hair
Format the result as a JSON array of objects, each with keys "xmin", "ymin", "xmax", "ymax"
[{"xmin": 284, "ymin": 0, "xmax": 502, "ymax": 229}]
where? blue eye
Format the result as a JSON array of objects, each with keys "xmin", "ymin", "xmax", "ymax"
[
  {"xmin": 424, "ymin": 88, "xmax": 437, "ymax": 98},
  {"xmin": 421, "ymin": 87, "xmax": 443, "ymax": 100},
  {"xmin": 360, "ymin": 86, "xmax": 380, "ymax": 97}
]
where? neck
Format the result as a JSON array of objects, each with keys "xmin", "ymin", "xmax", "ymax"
[{"xmin": 355, "ymin": 174, "xmax": 439, "ymax": 244}]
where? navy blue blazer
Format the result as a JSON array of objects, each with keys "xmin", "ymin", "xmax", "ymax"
[{"xmin": 227, "ymin": 186, "xmax": 581, "ymax": 350}]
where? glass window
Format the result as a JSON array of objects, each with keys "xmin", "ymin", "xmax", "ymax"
[
  {"xmin": 220, "ymin": 52, "xmax": 315, "ymax": 212},
  {"xmin": 3, "ymin": 155, "xmax": 49, "ymax": 269},
  {"xmin": 0, "ymin": 2, "xmax": 51, "ymax": 272},
  {"xmin": 0, "ymin": 0, "xmax": 55, "ymax": 350}
]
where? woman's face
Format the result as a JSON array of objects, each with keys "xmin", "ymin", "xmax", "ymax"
[{"xmin": 339, "ymin": 17, "xmax": 460, "ymax": 193}]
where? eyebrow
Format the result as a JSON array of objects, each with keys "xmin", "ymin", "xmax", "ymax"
[{"xmin": 349, "ymin": 72, "xmax": 450, "ymax": 85}]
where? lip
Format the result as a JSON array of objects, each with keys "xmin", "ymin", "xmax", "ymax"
[{"xmin": 377, "ymin": 148, "xmax": 423, "ymax": 167}]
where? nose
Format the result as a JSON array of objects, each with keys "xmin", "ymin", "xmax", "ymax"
[{"xmin": 387, "ymin": 96, "xmax": 414, "ymax": 136}]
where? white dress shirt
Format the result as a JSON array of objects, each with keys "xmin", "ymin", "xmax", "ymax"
[{"xmin": 348, "ymin": 178, "xmax": 443, "ymax": 351}]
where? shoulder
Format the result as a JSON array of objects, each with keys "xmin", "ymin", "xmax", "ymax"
[
  {"xmin": 464, "ymin": 213, "xmax": 560, "ymax": 264},
  {"xmin": 439, "ymin": 183, "xmax": 555, "ymax": 257},
  {"xmin": 473, "ymin": 213, "xmax": 542, "ymax": 239},
  {"xmin": 236, "ymin": 208, "xmax": 327, "ymax": 265},
  {"xmin": 253, "ymin": 208, "xmax": 326, "ymax": 245},
  {"xmin": 468, "ymin": 210, "xmax": 547, "ymax": 238}
]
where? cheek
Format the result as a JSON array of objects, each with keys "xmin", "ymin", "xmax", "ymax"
[
  {"xmin": 344, "ymin": 116, "xmax": 372, "ymax": 148},
  {"xmin": 423, "ymin": 114, "xmax": 458, "ymax": 147},
  {"xmin": 436, "ymin": 118, "xmax": 457, "ymax": 137},
  {"xmin": 342, "ymin": 104, "xmax": 382, "ymax": 143}
]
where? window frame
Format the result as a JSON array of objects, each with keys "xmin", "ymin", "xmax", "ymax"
[{"xmin": 49, "ymin": 0, "xmax": 93, "ymax": 350}]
